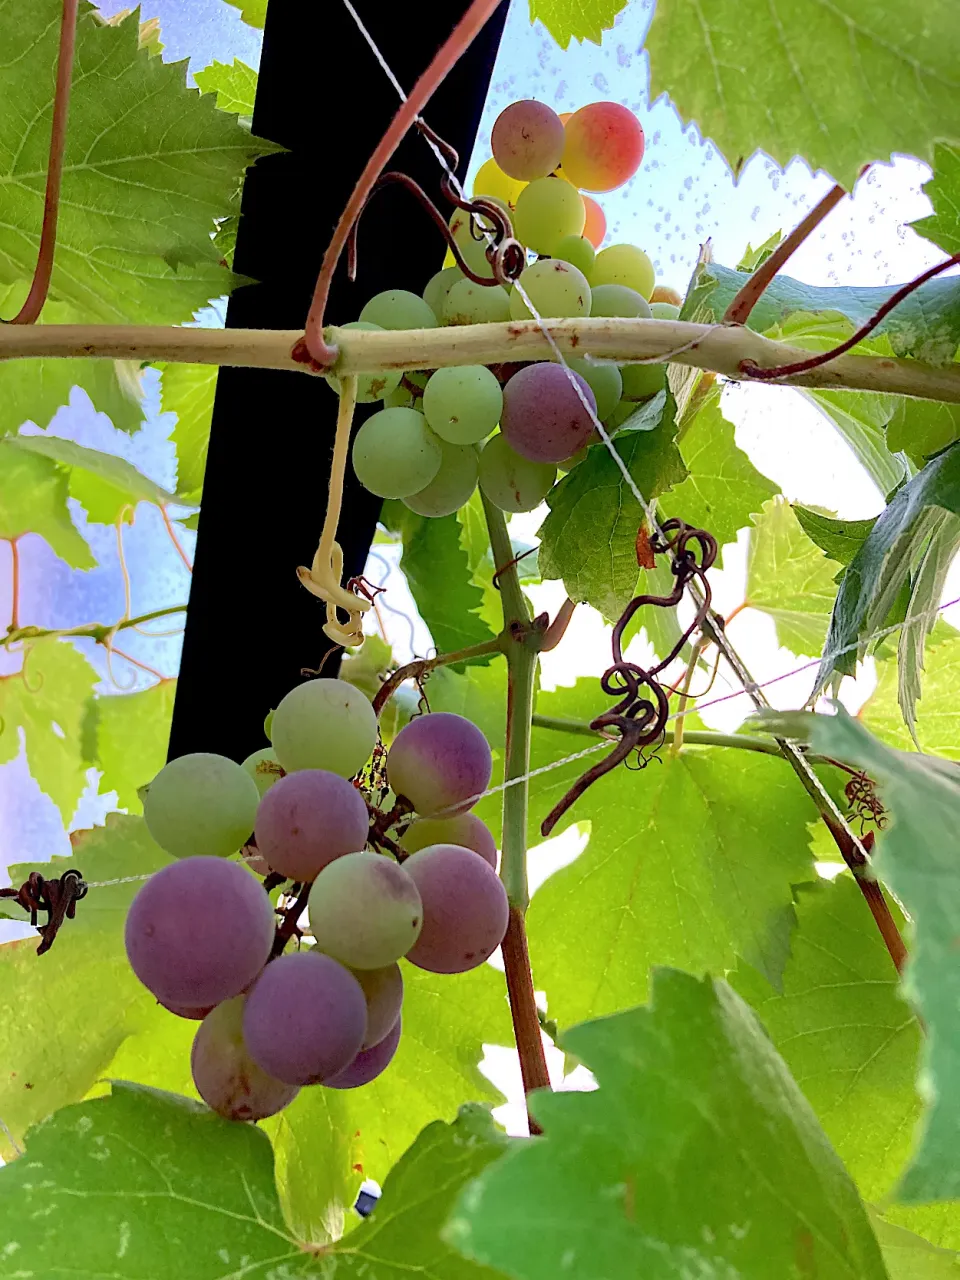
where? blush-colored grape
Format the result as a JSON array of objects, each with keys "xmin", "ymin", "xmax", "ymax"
[
  {"xmin": 562, "ymin": 102, "xmax": 645, "ymax": 192},
  {"xmin": 254, "ymin": 769, "xmax": 369, "ymax": 883},
  {"xmin": 386, "ymin": 713, "xmax": 492, "ymax": 817},
  {"xmin": 401, "ymin": 813, "xmax": 497, "ymax": 869},
  {"xmin": 324, "ymin": 1017, "xmax": 402, "ymax": 1089},
  {"xmin": 309, "ymin": 851, "xmax": 423, "ymax": 969},
  {"xmin": 403, "ymin": 845, "xmax": 509, "ymax": 974},
  {"xmin": 582, "ymin": 194, "xmax": 607, "ymax": 247},
  {"xmin": 191, "ymin": 996, "xmax": 299, "ymax": 1122},
  {"xmin": 492, "ymin": 99, "xmax": 566, "ymax": 181},
  {"xmin": 500, "ymin": 363, "xmax": 596, "ymax": 464}
]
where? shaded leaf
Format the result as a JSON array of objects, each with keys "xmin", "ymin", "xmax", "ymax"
[
  {"xmin": 870, "ymin": 1211, "xmax": 960, "ymax": 1278},
  {"xmin": 793, "ymin": 505, "xmax": 876, "ymax": 569},
  {"xmin": 159, "ymin": 362, "xmax": 218, "ymax": 502},
  {"xmin": 913, "ymin": 142, "xmax": 960, "ymax": 257},
  {"xmin": 194, "ymin": 58, "xmax": 258, "ymax": 117},
  {"xmin": 528, "ymin": 0, "xmax": 628, "ymax": 49}
]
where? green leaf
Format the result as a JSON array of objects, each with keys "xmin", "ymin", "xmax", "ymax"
[
  {"xmin": 736, "ymin": 229, "xmax": 783, "ymax": 272},
  {"xmin": 448, "ymin": 970, "xmax": 888, "ymax": 1279},
  {"xmin": 538, "ymin": 394, "xmax": 686, "ymax": 621},
  {"xmin": 810, "ymin": 710, "xmax": 960, "ymax": 1201},
  {"xmin": 194, "ymin": 58, "xmax": 258, "ymax": 117},
  {"xmin": 887, "ymin": 397, "xmax": 960, "ymax": 468},
  {"xmin": 223, "ymin": 0, "xmax": 267, "ymax": 28},
  {"xmin": 0, "ymin": 639, "xmax": 99, "ymax": 821},
  {"xmin": 0, "ymin": 438, "xmax": 94, "ymax": 567},
  {"xmin": 527, "ymin": 0, "xmax": 629, "ymax": 49},
  {"xmin": 159, "ymin": 362, "xmax": 218, "ymax": 502},
  {"xmin": 793, "ymin": 505, "xmax": 877, "ymax": 569},
  {"xmin": 801, "ymin": 387, "xmax": 904, "ymax": 495},
  {"xmin": 525, "ymin": 681, "xmax": 816, "ymax": 1024},
  {"xmin": 745, "ymin": 498, "xmax": 843, "ymax": 654},
  {"xmin": 0, "ymin": 816, "xmax": 174, "ymax": 1158},
  {"xmin": 90, "ymin": 680, "xmax": 177, "ymax": 811},
  {"xmin": 646, "ymin": 0, "xmax": 960, "ymax": 188},
  {"xmin": 10, "ymin": 434, "xmax": 177, "ymax": 524},
  {"xmin": 897, "ymin": 514, "xmax": 960, "ymax": 745},
  {"xmin": 0, "ymin": 2, "xmax": 274, "ymax": 325},
  {"xmin": 870, "ymin": 1211, "xmax": 960, "ymax": 1278},
  {"xmin": 913, "ymin": 142, "xmax": 960, "ymax": 257},
  {"xmin": 862, "ymin": 632, "xmax": 960, "ymax": 761}
]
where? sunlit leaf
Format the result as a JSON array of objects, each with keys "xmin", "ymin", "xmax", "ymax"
[
  {"xmin": 528, "ymin": 0, "xmax": 629, "ymax": 49},
  {"xmin": 194, "ymin": 58, "xmax": 258, "ymax": 117}
]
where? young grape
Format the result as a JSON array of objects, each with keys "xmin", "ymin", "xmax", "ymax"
[
  {"xmin": 310, "ymin": 851, "xmax": 422, "ymax": 969},
  {"xmin": 254, "ymin": 769, "xmax": 369, "ymax": 882},
  {"xmin": 401, "ymin": 813, "xmax": 497, "ymax": 869},
  {"xmin": 564, "ymin": 357, "xmax": 622, "ymax": 420},
  {"xmin": 491, "ymin": 99, "xmax": 566, "ymax": 181},
  {"xmin": 242, "ymin": 951, "xmax": 367, "ymax": 1086},
  {"xmin": 352, "ymin": 406, "xmax": 443, "ymax": 500},
  {"xmin": 478, "ymin": 434, "xmax": 556, "ymax": 513},
  {"xmin": 509, "ymin": 259, "xmax": 591, "ymax": 321},
  {"xmin": 562, "ymin": 102, "xmax": 645, "ymax": 192},
  {"xmin": 383, "ymin": 384, "xmax": 416, "ymax": 409},
  {"xmin": 403, "ymin": 440, "xmax": 479, "ymax": 518},
  {"xmin": 191, "ymin": 996, "xmax": 299, "ymax": 1122},
  {"xmin": 270, "ymin": 677, "xmax": 377, "ymax": 778},
  {"xmin": 423, "ymin": 267, "xmax": 464, "ymax": 322},
  {"xmin": 650, "ymin": 301, "xmax": 681, "ymax": 320},
  {"xmin": 125, "ymin": 856, "xmax": 275, "ymax": 1008},
  {"xmin": 142, "ymin": 753, "xmax": 260, "ymax": 860},
  {"xmin": 359, "ymin": 289, "xmax": 438, "ymax": 331},
  {"xmin": 324, "ymin": 1016, "xmax": 401, "ymax": 1089},
  {"xmin": 513, "ymin": 177, "xmax": 585, "ymax": 255},
  {"xmin": 500, "ymin": 363, "xmax": 596, "ymax": 464},
  {"xmin": 422, "ymin": 365, "xmax": 503, "ymax": 445},
  {"xmin": 589, "ymin": 283, "xmax": 651, "ymax": 318},
  {"xmin": 591, "ymin": 244, "xmax": 655, "ymax": 300},
  {"xmin": 553, "ymin": 234, "xmax": 595, "ymax": 278},
  {"xmin": 620, "ymin": 362, "xmax": 667, "ymax": 402},
  {"xmin": 324, "ymin": 321, "xmax": 401, "ymax": 404},
  {"xmin": 443, "ymin": 279, "xmax": 511, "ymax": 326},
  {"xmin": 351, "ymin": 963, "xmax": 403, "ymax": 1049},
  {"xmin": 472, "ymin": 156, "xmax": 525, "ymax": 207},
  {"xmin": 241, "ymin": 747, "xmax": 284, "ymax": 798},
  {"xmin": 582, "ymin": 194, "xmax": 607, "ymax": 248},
  {"xmin": 386, "ymin": 712, "xmax": 492, "ymax": 817},
  {"xmin": 403, "ymin": 845, "xmax": 509, "ymax": 973}
]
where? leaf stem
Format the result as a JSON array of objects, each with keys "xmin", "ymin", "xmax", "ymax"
[
  {"xmin": 8, "ymin": 539, "xmax": 20, "ymax": 634},
  {"xmin": 371, "ymin": 634, "xmax": 506, "ymax": 717},
  {"xmin": 4, "ymin": 603, "xmax": 187, "ymax": 647}
]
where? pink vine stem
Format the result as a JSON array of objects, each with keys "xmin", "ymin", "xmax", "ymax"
[{"xmin": 301, "ymin": 0, "xmax": 506, "ymax": 368}]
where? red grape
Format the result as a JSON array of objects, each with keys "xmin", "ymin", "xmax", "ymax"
[
  {"xmin": 324, "ymin": 1017, "xmax": 401, "ymax": 1089},
  {"xmin": 254, "ymin": 769, "xmax": 369, "ymax": 882},
  {"xmin": 562, "ymin": 102, "xmax": 644, "ymax": 192},
  {"xmin": 500, "ymin": 363, "xmax": 597, "ymax": 464},
  {"xmin": 401, "ymin": 813, "xmax": 497, "ymax": 868},
  {"xmin": 191, "ymin": 996, "xmax": 299, "ymax": 1121},
  {"xmin": 351, "ymin": 963, "xmax": 403, "ymax": 1049},
  {"xmin": 387, "ymin": 712, "xmax": 492, "ymax": 817},
  {"xmin": 403, "ymin": 845, "xmax": 509, "ymax": 973},
  {"xmin": 491, "ymin": 99, "xmax": 565, "ymax": 181}
]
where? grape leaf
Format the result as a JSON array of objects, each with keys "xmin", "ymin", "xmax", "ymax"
[
  {"xmin": 538, "ymin": 394, "xmax": 686, "ymax": 621},
  {"xmin": 870, "ymin": 1211, "xmax": 960, "ymax": 1278},
  {"xmin": 159, "ymin": 362, "xmax": 218, "ymax": 503},
  {"xmin": 448, "ymin": 969, "xmax": 887, "ymax": 1279},
  {"xmin": 793, "ymin": 505, "xmax": 876, "ymax": 569},
  {"xmin": 887, "ymin": 397, "xmax": 960, "ymax": 468},
  {"xmin": 897, "ymin": 513, "xmax": 960, "ymax": 746},
  {"xmin": 801, "ymin": 387, "xmax": 904, "ymax": 496},
  {"xmin": 194, "ymin": 58, "xmax": 258, "ymax": 117},
  {"xmin": 0, "ymin": 1, "xmax": 274, "ymax": 325},
  {"xmin": 0, "ymin": 639, "xmax": 99, "ymax": 822},
  {"xmin": 811, "ymin": 709, "xmax": 960, "ymax": 1201},
  {"xmin": 745, "ymin": 498, "xmax": 843, "ymax": 655},
  {"xmin": 646, "ymin": 0, "xmax": 960, "ymax": 189},
  {"xmin": 0, "ymin": 439, "xmax": 94, "ymax": 568},
  {"xmin": 862, "ymin": 634, "xmax": 960, "ymax": 762},
  {"xmin": 88, "ymin": 680, "xmax": 177, "ymax": 811},
  {"xmin": 528, "ymin": 0, "xmax": 629, "ymax": 49},
  {"xmin": 913, "ymin": 142, "xmax": 960, "ymax": 257},
  {"xmin": 524, "ymin": 681, "xmax": 817, "ymax": 1024},
  {"xmin": 223, "ymin": 0, "xmax": 267, "ymax": 28}
]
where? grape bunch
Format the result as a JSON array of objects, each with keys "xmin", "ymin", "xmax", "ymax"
[
  {"xmin": 125, "ymin": 679, "xmax": 507, "ymax": 1123},
  {"xmin": 335, "ymin": 97, "xmax": 684, "ymax": 516}
]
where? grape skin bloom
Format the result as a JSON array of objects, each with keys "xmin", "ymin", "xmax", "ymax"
[
  {"xmin": 404, "ymin": 845, "xmax": 510, "ymax": 974},
  {"xmin": 501, "ymin": 363, "xmax": 597, "ymax": 464},
  {"xmin": 387, "ymin": 712, "xmax": 492, "ymax": 817},
  {"xmin": 270, "ymin": 677, "xmax": 377, "ymax": 778},
  {"xmin": 309, "ymin": 851, "xmax": 423, "ymax": 969},
  {"xmin": 254, "ymin": 769, "xmax": 370, "ymax": 883}
]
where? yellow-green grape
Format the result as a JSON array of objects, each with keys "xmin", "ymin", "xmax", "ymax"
[
  {"xmin": 554, "ymin": 234, "xmax": 595, "ymax": 278},
  {"xmin": 324, "ymin": 321, "xmax": 401, "ymax": 404},
  {"xmin": 589, "ymin": 283, "xmax": 651, "ymax": 318},
  {"xmin": 565, "ymin": 357, "xmax": 622, "ymax": 419},
  {"xmin": 509, "ymin": 259, "xmax": 591, "ymax": 321},
  {"xmin": 383, "ymin": 383, "xmax": 415, "ymax": 408},
  {"xmin": 360, "ymin": 289, "xmax": 438, "ymax": 330},
  {"xmin": 403, "ymin": 440, "xmax": 479, "ymax": 518},
  {"xmin": 590, "ymin": 244, "xmax": 655, "ymax": 299},
  {"xmin": 423, "ymin": 365, "xmax": 503, "ymax": 444},
  {"xmin": 423, "ymin": 266, "xmax": 464, "ymax": 321},
  {"xmin": 478, "ymin": 433, "xmax": 556, "ymax": 513},
  {"xmin": 650, "ymin": 301, "xmax": 681, "ymax": 320},
  {"xmin": 448, "ymin": 198, "xmax": 511, "ymax": 276},
  {"xmin": 352, "ymin": 407, "xmax": 442, "ymax": 499},
  {"xmin": 472, "ymin": 156, "xmax": 526, "ymax": 207},
  {"xmin": 444, "ymin": 279, "xmax": 511, "ymax": 325},
  {"xmin": 513, "ymin": 177, "xmax": 585, "ymax": 255},
  {"xmin": 620, "ymin": 362, "xmax": 666, "ymax": 401},
  {"xmin": 241, "ymin": 747, "xmax": 283, "ymax": 798}
]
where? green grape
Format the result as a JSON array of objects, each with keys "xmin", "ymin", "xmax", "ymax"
[
  {"xmin": 383, "ymin": 383, "xmax": 415, "ymax": 409},
  {"xmin": 650, "ymin": 301, "xmax": 681, "ymax": 320},
  {"xmin": 352, "ymin": 406, "xmax": 442, "ymax": 499},
  {"xmin": 270, "ymin": 677, "xmax": 377, "ymax": 778},
  {"xmin": 603, "ymin": 398, "xmax": 636, "ymax": 431},
  {"xmin": 513, "ymin": 176, "xmax": 585, "ymax": 255},
  {"xmin": 478, "ymin": 433, "xmax": 556, "ymax": 513},
  {"xmin": 241, "ymin": 747, "xmax": 283, "ymax": 798},
  {"xmin": 324, "ymin": 321, "xmax": 401, "ymax": 405},
  {"xmin": 564, "ymin": 356, "xmax": 622, "ymax": 419},
  {"xmin": 309, "ymin": 851, "xmax": 423, "ymax": 969},
  {"xmin": 142, "ymin": 754, "xmax": 259, "ymax": 860},
  {"xmin": 589, "ymin": 283, "xmax": 651, "ymax": 318},
  {"xmin": 509, "ymin": 259, "xmax": 591, "ymax": 321},
  {"xmin": 448, "ymin": 198, "xmax": 511, "ymax": 276},
  {"xmin": 359, "ymin": 289, "xmax": 438, "ymax": 331},
  {"xmin": 554, "ymin": 234, "xmax": 595, "ymax": 277},
  {"xmin": 423, "ymin": 266, "xmax": 464, "ymax": 321},
  {"xmin": 403, "ymin": 440, "xmax": 478, "ymax": 518},
  {"xmin": 443, "ymin": 279, "xmax": 511, "ymax": 325},
  {"xmin": 620, "ymin": 362, "xmax": 666, "ymax": 401},
  {"xmin": 590, "ymin": 243, "xmax": 655, "ymax": 299},
  {"xmin": 422, "ymin": 365, "xmax": 503, "ymax": 444}
]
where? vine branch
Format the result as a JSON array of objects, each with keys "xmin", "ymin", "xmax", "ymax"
[
  {"xmin": 371, "ymin": 634, "xmax": 506, "ymax": 717},
  {"xmin": 4, "ymin": 604, "xmax": 187, "ymax": 647}
]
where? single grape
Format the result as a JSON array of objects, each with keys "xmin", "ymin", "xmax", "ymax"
[
  {"xmin": 255, "ymin": 769, "xmax": 369, "ymax": 882},
  {"xmin": 324, "ymin": 321, "xmax": 401, "ymax": 405},
  {"xmin": 448, "ymin": 198, "xmax": 511, "ymax": 276},
  {"xmin": 443, "ymin": 279, "xmax": 511, "ymax": 326},
  {"xmin": 562, "ymin": 102, "xmax": 645, "ymax": 192},
  {"xmin": 387, "ymin": 712, "xmax": 492, "ymax": 817},
  {"xmin": 125, "ymin": 856, "xmax": 275, "ymax": 1008},
  {"xmin": 403, "ymin": 845, "xmax": 509, "ymax": 974},
  {"xmin": 310, "ymin": 851, "xmax": 422, "ymax": 969},
  {"xmin": 513, "ymin": 177, "xmax": 585, "ymax": 255},
  {"xmin": 191, "ymin": 996, "xmax": 299, "ymax": 1122},
  {"xmin": 241, "ymin": 747, "xmax": 284, "ymax": 798},
  {"xmin": 142, "ymin": 753, "xmax": 259, "ymax": 860},
  {"xmin": 589, "ymin": 283, "xmax": 651, "ymax": 319},
  {"xmin": 651, "ymin": 285, "xmax": 683, "ymax": 307},
  {"xmin": 500, "ymin": 363, "xmax": 596, "ymax": 464},
  {"xmin": 270, "ymin": 677, "xmax": 377, "ymax": 778},
  {"xmin": 243, "ymin": 951, "xmax": 367, "ymax": 1086},
  {"xmin": 351, "ymin": 963, "xmax": 403, "ymax": 1048},
  {"xmin": 472, "ymin": 156, "xmax": 526, "ymax": 207},
  {"xmin": 359, "ymin": 289, "xmax": 438, "ymax": 331},
  {"xmin": 650, "ymin": 301, "xmax": 681, "ymax": 320},
  {"xmin": 553, "ymin": 235, "xmax": 595, "ymax": 278},
  {"xmin": 620, "ymin": 362, "xmax": 667, "ymax": 402},
  {"xmin": 401, "ymin": 813, "xmax": 497, "ymax": 869},
  {"xmin": 352, "ymin": 406, "xmax": 443, "ymax": 499},
  {"xmin": 383, "ymin": 384, "xmax": 415, "ymax": 409},
  {"xmin": 591, "ymin": 244, "xmax": 655, "ymax": 300},
  {"xmin": 582, "ymin": 194, "xmax": 607, "ymax": 248},
  {"xmin": 563, "ymin": 357, "xmax": 622, "ymax": 420},
  {"xmin": 160, "ymin": 998, "xmax": 215, "ymax": 1020},
  {"xmin": 324, "ymin": 1016, "xmax": 401, "ymax": 1089},
  {"xmin": 403, "ymin": 440, "xmax": 478, "ymax": 518},
  {"xmin": 509, "ymin": 259, "xmax": 591, "ymax": 322},
  {"xmin": 478, "ymin": 434, "xmax": 556, "ymax": 513},
  {"xmin": 423, "ymin": 365, "xmax": 503, "ymax": 445},
  {"xmin": 491, "ymin": 99, "xmax": 566, "ymax": 181},
  {"xmin": 423, "ymin": 267, "xmax": 464, "ymax": 322}
]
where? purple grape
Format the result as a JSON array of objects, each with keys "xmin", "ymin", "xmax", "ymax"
[
  {"xmin": 125, "ymin": 857, "xmax": 275, "ymax": 1009},
  {"xmin": 242, "ymin": 951, "xmax": 367, "ymax": 1086},
  {"xmin": 352, "ymin": 963, "xmax": 403, "ymax": 1049},
  {"xmin": 400, "ymin": 813, "xmax": 497, "ymax": 868},
  {"xmin": 160, "ymin": 998, "xmax": 215, "ymax": 1020},
  {"xmin": 403, "ymin": 845, "xmax": 510, "ymax": 973},
  {"xmin": 324, "ymin": 1017, "xmax": 402, "ymax": 1089},
  {"xmin": 309, "ymin": 852, "xmax": 422, "ymax": 969},
  {"xmin": 491, "ymin": 100, "xmax": 566, "ymax": 181},
  {"xmin": 500, "ymin": 363, "xmax": 597, "ymax": 464},
  {"xmin": 386, "ymin": 713, "xmax": 492, "ymax": 817},
  {"xmin": 191, "ymin": 996, "xmax": 299, "ymax": 1121},
  {"xmin": 254, "ymin": 769, "xmax": 369, "ymax": 882}
]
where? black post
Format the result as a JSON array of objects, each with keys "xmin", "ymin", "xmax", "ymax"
[{"xmin": 168, "ymin": 0, "xmax": 507, "ymax": 762}]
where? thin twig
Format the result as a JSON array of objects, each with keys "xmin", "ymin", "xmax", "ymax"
[
  {"xmin": 541, "ymin": 597, "xmax": 576, "ymax": 652},
  {"xmin": 8, "ymin": 538, "xmax": 20, "ymax": 633},
  {"xmin": 371, "ymin": 634, "xmax": 505, "ymax": 717},
  {"xmin": 107, "ymin": 645, "xmax": 166, "ymax": 683},
  {"xmin": 4, "ymin": 604, "xmax": 186, "ymax": 647},
  {"xmin": 160, "ymin": 505, "xmax": 194, "ymax": 574}
]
